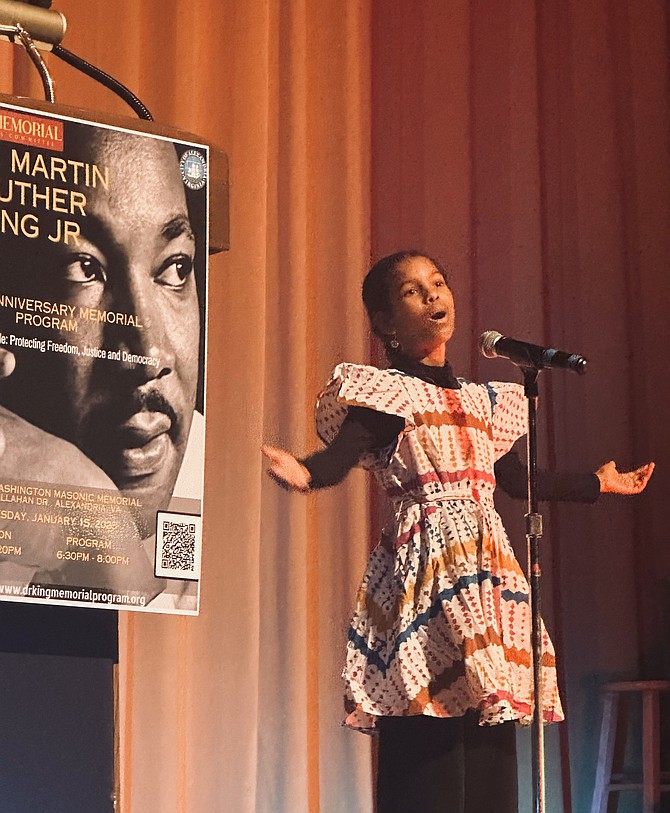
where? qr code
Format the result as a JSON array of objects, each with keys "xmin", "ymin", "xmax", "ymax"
[{"xmin": 155, "ymin": 511, "xmax": 202, "ymax": 580}]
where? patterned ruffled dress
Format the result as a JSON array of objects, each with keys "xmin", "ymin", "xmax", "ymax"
[{"xmin": 315, "ymin": 362, "xmax": 563, "ymax": 732}]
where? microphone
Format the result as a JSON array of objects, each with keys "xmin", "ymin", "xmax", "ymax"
[
  {"xmin": 479, "ymin": 330, "xmax": 587, "ymax": 375},
  {"xmin": 0, "ymin": 0, "xmax": 66, "ymax": 49}
]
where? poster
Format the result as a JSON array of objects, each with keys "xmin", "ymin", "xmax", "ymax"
[{"xmin": 0, "ymin": 101, "xmax": 208, "ymax": 614}]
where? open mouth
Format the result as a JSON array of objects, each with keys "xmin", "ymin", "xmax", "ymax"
[{"xmin": 430, "ymin": 311, "xmax": 447, "ymax": 321}]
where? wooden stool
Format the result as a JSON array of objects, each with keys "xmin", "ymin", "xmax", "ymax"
[{"xmin": 591, "ymin": 680, "xmax": 670, "ymax": 813}]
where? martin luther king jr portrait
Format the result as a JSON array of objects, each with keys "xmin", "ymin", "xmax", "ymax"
[{"xmin": 0, "ymin": 118, "xmax": 207, "ymax": 552}]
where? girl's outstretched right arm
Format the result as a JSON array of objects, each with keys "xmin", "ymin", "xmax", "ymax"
[
  {"xmin": 263, "ymin": 408, "xmax": 403, "ymax": 493},
  {"xmin": 262, "ymin": 445, "xmax": 312, "ymax": 492}
]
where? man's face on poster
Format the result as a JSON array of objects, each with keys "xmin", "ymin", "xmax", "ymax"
[{"xmin": 1, "ymin": 130, "xmax": 200, "ymax": 534}]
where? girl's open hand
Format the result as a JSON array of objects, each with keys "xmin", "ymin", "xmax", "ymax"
[
  {"xmin": 595, "ymin": 460, "xmax": 655, "ymax": 494},
  {"xmin": 262, "ymin": 444, "xmax": 312, "ymax": 492}
]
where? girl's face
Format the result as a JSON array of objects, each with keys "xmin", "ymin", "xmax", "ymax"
[{"xmin": 376, "ymin": 256, "xmax": 455, "ymax": 364}]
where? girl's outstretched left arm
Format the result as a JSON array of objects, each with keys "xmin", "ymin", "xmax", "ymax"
[{"xmin": 596, "ymin": 460, "xmax": 655, "ymax": 494}]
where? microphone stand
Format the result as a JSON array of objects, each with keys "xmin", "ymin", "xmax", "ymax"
[
  {"xmin": 522, "ymin": 365, "xmax": 545, "ymax": 813},
  {"xmin": 480, "ymin": 330, "xmax": 586, "ymax": 813}
]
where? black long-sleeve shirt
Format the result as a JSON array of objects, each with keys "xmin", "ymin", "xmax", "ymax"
[{"xmin": 303, "ymin": 357, "xmax": 600, "ymax": 503}]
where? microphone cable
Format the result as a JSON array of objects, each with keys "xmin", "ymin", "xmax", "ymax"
[
  {"xmin": 51, "ymin": 43, "xmax": 153, "ymax": 121},
  {"xmin": 0, "ymin": 0, "xmax": 153, "ymax": 120}
]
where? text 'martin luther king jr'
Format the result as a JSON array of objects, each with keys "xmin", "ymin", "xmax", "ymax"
[{"xmin": 0, "ymin": 115, "xmax": 206, "ymax": 611}]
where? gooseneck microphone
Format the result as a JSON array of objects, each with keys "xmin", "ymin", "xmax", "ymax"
[
  {"xmin": 0, "ymin": 0, "xmax": 66, "ymax": 49},
  {"xmin": 479, "ymin": 330, "xmax": 587, "ymax": 375}
]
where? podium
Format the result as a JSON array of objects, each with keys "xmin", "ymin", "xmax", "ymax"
[{"xmin": 0, "ymin": 93, "xmax": 228, "ymax": 811}]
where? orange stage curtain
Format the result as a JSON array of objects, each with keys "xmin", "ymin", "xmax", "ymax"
[
  {"xmin": 2, "ymin": 2, "xmax": 669, "ymax": 812},
  {"xmin": 3, "ymin": 2, "xmax": 374, "ymax": 812}
]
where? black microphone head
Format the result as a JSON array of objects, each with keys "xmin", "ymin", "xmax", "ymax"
[
  {"xmin": 479, "ymin": 330, "xmax": 502, "ymax": 359},
  {"xmin": 572, "ymin": 356, "xmax": 588, "ymax": 375}
]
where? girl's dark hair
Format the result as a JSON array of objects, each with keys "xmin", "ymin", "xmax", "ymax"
[{"xmin": 362, "ymin": 250, "xmax": 450, "ymax": 338}]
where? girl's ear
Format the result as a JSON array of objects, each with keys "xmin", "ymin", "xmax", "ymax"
[{"xmin": 371, "ymin": 310, "xmax": 394, "ymax": 339}]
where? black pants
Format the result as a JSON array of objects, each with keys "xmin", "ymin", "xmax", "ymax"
[{"xmin": 376, "ymin": 713, "xmax": 518, "ymax": 813}]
